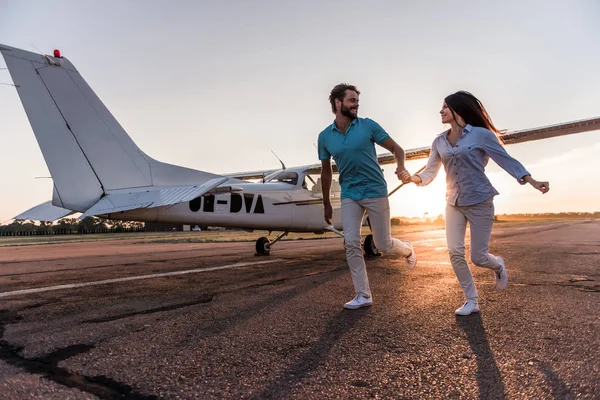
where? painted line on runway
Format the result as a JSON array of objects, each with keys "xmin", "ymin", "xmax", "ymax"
[
  {"xmin": 417, "ymin": 261, "xmax": 452, "ymax": 265},
  {"xmin": 0, "ymin": 259, "xmax": 286, "ymax": 298},
  {"xmin": 411, "ymin": 238, "xmax": 447, "ymax": 244}
]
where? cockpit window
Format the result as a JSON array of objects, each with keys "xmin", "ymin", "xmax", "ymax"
[
  {"xmin": 264, "ymin": 171, "xmax": 299, "ymax": 185},
  {"xmin": 305, "ymin": 173, "xmax": 341, "ymax": 194}
]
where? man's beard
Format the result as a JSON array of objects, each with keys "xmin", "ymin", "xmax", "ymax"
[{"xmin": 341, "ymin": 105, "xmax": 358, "ymax": 120}]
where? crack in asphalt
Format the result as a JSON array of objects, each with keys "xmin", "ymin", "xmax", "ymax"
[{"xmin": 0, "ymin": 309, "xmax": 159, "ymax": 399}]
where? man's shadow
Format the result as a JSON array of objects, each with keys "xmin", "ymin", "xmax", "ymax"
[{"xmin": 456, "ymin": 313, "xmax": 507, "ymax": 400}]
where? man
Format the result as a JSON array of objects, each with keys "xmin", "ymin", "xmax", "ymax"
[{"xmin": 318, "ymin": 83, "xmax": 417, "ymax": 310}]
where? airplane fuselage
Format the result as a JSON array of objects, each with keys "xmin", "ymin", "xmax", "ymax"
[{"xmin": 105, "ymin": 181, "xmax": 344, "ymax": 233}]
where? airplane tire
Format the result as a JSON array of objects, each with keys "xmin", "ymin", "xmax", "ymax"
[
  {"xmin": 363, "ymin": 234, "xmax": 381, "ymax": 257},
  {"xmin": 256, "ymin": 236, "xmax": 271, "ymax": 255}
]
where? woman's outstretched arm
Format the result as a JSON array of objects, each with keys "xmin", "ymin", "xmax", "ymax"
[{"xmin": 483, "ymin": 129, "xmax": 549, "ymax": 193}]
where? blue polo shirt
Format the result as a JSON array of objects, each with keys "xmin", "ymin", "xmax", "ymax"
[{"xmin": 318, "ymin": 117, "xmax": 390, "ymax": 200}]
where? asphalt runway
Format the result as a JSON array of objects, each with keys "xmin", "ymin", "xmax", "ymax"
[{"xmin": 0, "ymin": 220, "xmax": 599, "ymax": 399}]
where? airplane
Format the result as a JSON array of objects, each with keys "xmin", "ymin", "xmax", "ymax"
[{"xmin": 1, "ymin": 44, "xmax": 599, "ymax": 256}]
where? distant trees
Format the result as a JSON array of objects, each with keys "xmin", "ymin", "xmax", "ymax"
[
  {"xmin": 390, "ymin": 214, "xmax": 445, "ymax": 226},
  {"xmin": 390, "ymin": 211, "xmax": 600, "ymax": 226},
  {"xmin": 495, "ymin": 212, "xmax": 600, "ymax": 221},
  {"xmin": 391, "ymin": 214, "xmax": 445, "ymax": 226},
  {"xmin": 0, "ymin": 217, "xmax": 145, "ymax": 236}
]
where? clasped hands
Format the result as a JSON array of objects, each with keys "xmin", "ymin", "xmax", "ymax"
[{"xmin": 395, "ymin": 166, "xmax": 413, "ymax": 184}]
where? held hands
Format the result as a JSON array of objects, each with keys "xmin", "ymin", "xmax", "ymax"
[
  {"xmin": 410, "ymin": 175, "xmax": 422, "ymax": 184},
  {"xmin": 396, "ymin": 167, "xmax": 421, "ymax": 185},
  {"xmin": 396, "ymin": 167, "xmax": 412, "ymax": 184}
]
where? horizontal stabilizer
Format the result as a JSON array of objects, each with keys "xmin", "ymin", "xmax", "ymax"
[
  {"xmin": 79, "ymin": 177, "xmax": 229, "ymax": 219},
  {"xmin": 13, "ymin": 201, "xmax": 75, "ymax": 222}
]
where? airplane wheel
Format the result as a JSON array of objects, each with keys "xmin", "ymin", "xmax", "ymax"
[
  {"xmin": 255, "ymin": 236, "xmax": 271, "ymax": 255},
  {"xmin": 364, "ymin": 234, "xmax": 381, "ymax": 257}
]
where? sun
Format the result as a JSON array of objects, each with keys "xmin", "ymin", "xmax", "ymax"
[{"xmin": 384, "ymin": 166, "xmax": 447, "ymax": 219}]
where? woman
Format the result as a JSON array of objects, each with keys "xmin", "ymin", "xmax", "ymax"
[{"xmin": 402, "ymin": 91, "xmax": 549, "ymax": 316}]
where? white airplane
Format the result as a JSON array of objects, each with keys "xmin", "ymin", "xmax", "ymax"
[{"xmin": 1, "ymin": 44, "xmax": 599, "ymax": 255}]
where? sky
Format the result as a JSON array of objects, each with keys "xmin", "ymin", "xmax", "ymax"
[{"xmin": 0, "ymin": 0, "xmax": 599, "ymax": 223}]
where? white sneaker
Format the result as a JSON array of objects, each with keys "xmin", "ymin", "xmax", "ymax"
[
  {"xmin": 405, "ymin": 242, "xmax": 417, "ymax": 269},
  {"xmin": 495, "ymin": 256, "xmax": 509, "ymax": 290},
  {"xmin": 344, "ymin": 294, "xmax": 373, "ymax": 310},
  {"xmin": 455, "ymin": 300, "xmax": 480, "ymax": 316}
]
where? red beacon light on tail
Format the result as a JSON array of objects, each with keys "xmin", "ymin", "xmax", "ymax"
[{"xmin": 53, "ymin": 49, "xmax": 61, "ymax": 58}]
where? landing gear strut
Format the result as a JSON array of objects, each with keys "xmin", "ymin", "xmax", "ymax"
[
  {"xmin": 255, "ymin": 231, "xmax": 289, "ymax": 256},
  {"xmin": 362, "ymin": 217, "xmax": 381, "ymax": 257},
  {"xmin": 363, "ymin": 234, "xmax": 381, "ymax": 257}
]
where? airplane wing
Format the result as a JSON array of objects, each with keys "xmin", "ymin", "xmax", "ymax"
[
  {"xmin": 78, "ymin": 178, "xmax": 229, "ymax": 219},
  {"xmin": 375, "ymin": 116, "xmax": 600, "ymax": 165},
  {"xmin": 224, "ymin": 147, "xmax": 433, "ymax": 179},
  {"xmin": 225, "ymin": 169, "xmax": 280, "ymax": 181},
  {"xmin": 13, "ymin": 201, "xmax": 76, "ymax": 222},
  {"xmin": 228, "ymin": 116, "xmax": 600, "ymax": 179},
  {"xmin": 496, "ymin": 116, "xmax": 600, "ymax": 145}
]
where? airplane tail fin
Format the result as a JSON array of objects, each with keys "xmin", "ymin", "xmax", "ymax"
[{"xmin": 0, "ymin": 44, "xmax": 222, "ymax": 212}]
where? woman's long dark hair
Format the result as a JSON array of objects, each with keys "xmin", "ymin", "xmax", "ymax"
[{"xmin": 445, "ymin": 91, "xmax": 500, "ymax": 134}]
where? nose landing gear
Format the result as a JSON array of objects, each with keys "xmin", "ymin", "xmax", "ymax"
[{"xmin": 255, "ymin": 231, "xmax": 289, "ymax": 256}]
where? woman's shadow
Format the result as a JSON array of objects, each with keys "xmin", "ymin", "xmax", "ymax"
[{"xmin": 456, "ymin": 313, "xmax": 507, "ymax": 400}]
